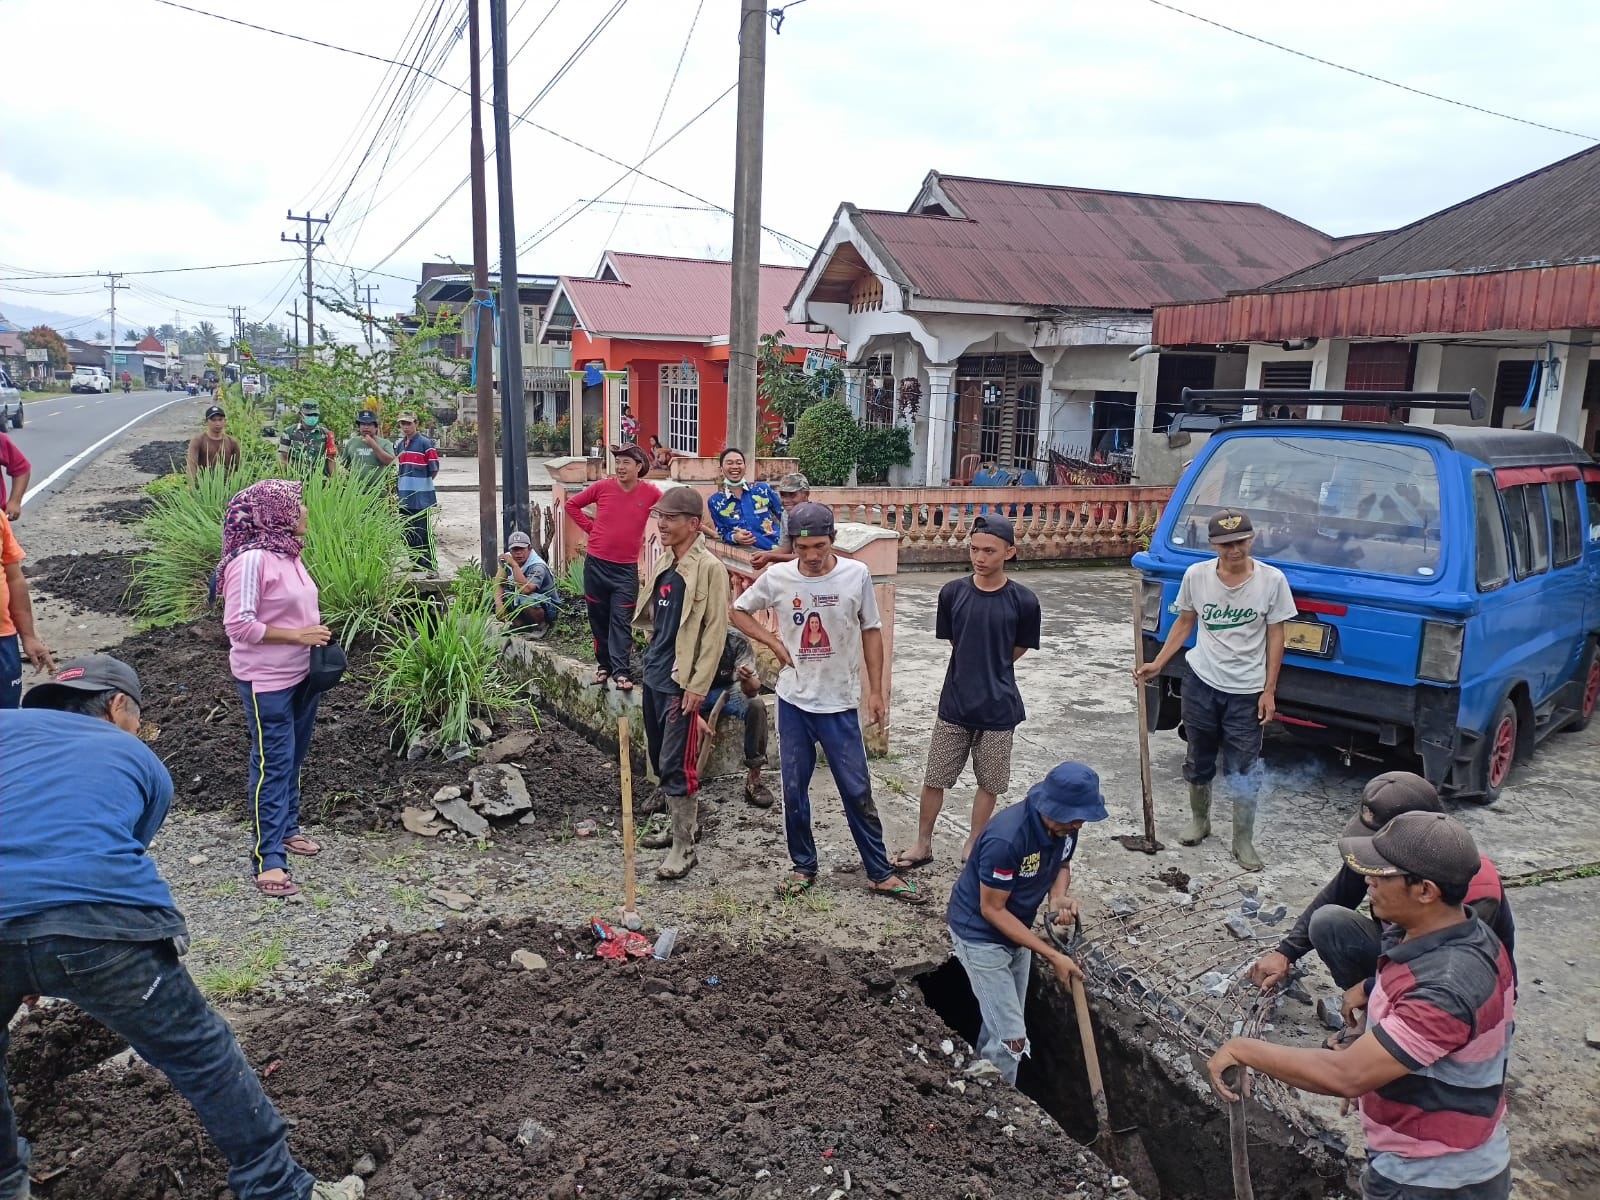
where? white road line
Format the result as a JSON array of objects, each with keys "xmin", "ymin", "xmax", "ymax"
[
  {"xmin": 73, "ymin": 404, "xmax": 85, "ymax": 409},
  {"xmin": 22, "ymin": 396, "xmax": 190, "ymax": 507}
]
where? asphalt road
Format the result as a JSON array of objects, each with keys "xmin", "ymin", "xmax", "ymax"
[{"xmin": 10, "ymin": 388, "xmax": 192, "ymax": 511}]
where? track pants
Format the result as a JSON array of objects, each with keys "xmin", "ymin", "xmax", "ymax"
[
  {"xmin": 237, "ymin": 679, "xmax": 320, "ymax": 875},
  {"xmin": 643, "ymin": 684, "xmax": 699, "ymax": 797},
  {"xmin": 584, "ymin": 554, "xmax": 639, "ymax": 679}
]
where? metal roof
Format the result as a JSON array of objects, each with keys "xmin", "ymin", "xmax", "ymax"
[{"xmin": 849, "ymin": 174, "xmax": 1340, "ymax": 310}]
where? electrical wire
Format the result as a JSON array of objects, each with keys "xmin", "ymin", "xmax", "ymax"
[{"xmin": 0, "ymin": 258, "xmax": 301, "ymax": 282}]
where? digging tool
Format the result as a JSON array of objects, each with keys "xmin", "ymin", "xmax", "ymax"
[
  {"xmin": 1118, "ymin": 574, "xmax": 1165, "ymax": 854},
  {"xmin": 617, "ymin": 715, "xmax": 641, "ymax": 931},
  {"xmin": 695, "ymin": 690, "xmax": 730, "ymax": 781},
  {"xmin": 1223, "ymin": 1065, "xmax": 1254, "ymax": 1200}
]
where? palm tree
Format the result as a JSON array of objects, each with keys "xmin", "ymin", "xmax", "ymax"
[{"xmin": 194, "ymin": 321, "xmax": 222, "ymax": 351}]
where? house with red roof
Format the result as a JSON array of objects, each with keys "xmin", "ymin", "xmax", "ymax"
[
  {"xmin": 540, "ymin": 251, "xmax": 838, "ymax": 459},
  {"xmin": 785, "ymin": 171, "xmax": 1344, "ymax": 485}
]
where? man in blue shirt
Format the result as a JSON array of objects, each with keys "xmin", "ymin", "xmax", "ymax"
[
  {"xmin": 707, "ymin": 446, "xmax": 784, "ymax": 551},
  {"xmin": 0, "ymin": 657, "xmax": 362, "ymax": 1200},
  {"xmin": 947, "ymin": 761, "xmax": 1108, "ymax": 1084}
]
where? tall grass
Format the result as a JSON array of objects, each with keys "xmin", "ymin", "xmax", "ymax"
[{"xmin": 132, "ymin": 464, "xmax": 271, "ymax": 627}]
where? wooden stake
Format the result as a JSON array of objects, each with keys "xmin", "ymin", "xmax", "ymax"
[
  {"xmin": 1119, "ymin": 573, "xmax": 1165, "ymax": 853},
  {"xmin": 618, "ymin": 715, "xmax": 639, "ymax": 926}
]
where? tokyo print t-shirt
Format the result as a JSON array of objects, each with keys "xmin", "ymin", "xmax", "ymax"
[
  {"xmin": 734, "ymin": 556, "xmax": 880, "ymax": 713},
  {"xmin": 1176, "ymin": 559, "xmax": 1296, "ymax": 695}
]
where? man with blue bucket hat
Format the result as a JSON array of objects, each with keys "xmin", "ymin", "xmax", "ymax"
[{"xmin": 946, "ymin": 762, "xmax": 1109, "ymax": 1083}]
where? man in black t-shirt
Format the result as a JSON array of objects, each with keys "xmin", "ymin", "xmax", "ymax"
[{"xmin": 892, "ymin": 513, "xmax": 1042, "ymax": 870}]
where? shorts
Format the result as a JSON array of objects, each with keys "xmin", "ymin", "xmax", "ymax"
[{"xmin": 923, "ymin": 719, "xmax": 1014, "ymax": 794}]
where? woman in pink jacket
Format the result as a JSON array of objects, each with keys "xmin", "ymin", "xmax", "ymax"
[{"xmin": 220, "ymin": 479, "xmax": 331, "ymax": 898}]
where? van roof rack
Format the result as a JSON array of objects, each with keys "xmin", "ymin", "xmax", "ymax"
[{"xmin": 1181, "ymin": 388, "xmax": 1489, "ymax": 423}]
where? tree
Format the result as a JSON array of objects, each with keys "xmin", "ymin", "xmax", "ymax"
[
  {"xmin": 788, "ymin": 399, "xmax": 863, "ymax": 486},
  {"xmin": 138, "ymin": 324, "xmax": 160, "ymax": 344},
  {"xmin": 158, "ymin": 323, "xmax": 179, "ymax": 345},
  {"xmin": 93, "ymin": 329, "xmax": 108, "ymax": 343},
  {"xmin": 21, "ymin": 325, "xmax": 70, "ymax": 376},
  {"xmin": 242, "ymin": 322, "xmax": 285, "ymax": 355},
  {"xmin": 756, "ymin": 330, "xmax": 842, "ymax": 424},
  {"xmin": 193, "ymin": 321, "xmax": 222, "ymax": 352}
]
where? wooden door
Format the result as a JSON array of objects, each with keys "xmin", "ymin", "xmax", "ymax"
[{"xmin": 952, "ymin": 378, "xmax": 984, "ymax": 481}]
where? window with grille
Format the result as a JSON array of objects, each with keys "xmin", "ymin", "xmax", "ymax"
[
  {"xmin": 521, "ymin": 307, "xmax": 536, "ymax": 344},
  {"xmin": 1013, "ymin": 383, "xmax": 1040, "ymax": 469},
  {"xmin": 1261, "ymin": 361, "xmax": 1313, "ymax": 389},
  {"xmin": 661, "ymin": 363, "xmax": 699, "ymax": 455}
]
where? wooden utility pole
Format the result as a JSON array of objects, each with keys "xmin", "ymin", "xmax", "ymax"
[
  {"xmin": 491, "ymin": 0, "xmax": 531, "ymax": 540},
  {"xmin": 726, "ymin": 0, "xmax": 767, "ymax": 455},
  {"xmin": 282, "ymin": 211, "xmax": 328, "ymax": 357},
  {"xmin": 468, "ymin": 0, "xmax": 499, "ymax": 571}
]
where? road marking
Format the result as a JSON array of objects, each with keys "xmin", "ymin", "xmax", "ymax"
[
  {"xmin": 22, "ymin": 396, "xmax": 190, "ymax": 508},
  {"xmin": 74, "ymin": 404, "xmax": 85, "ymax": 409}
]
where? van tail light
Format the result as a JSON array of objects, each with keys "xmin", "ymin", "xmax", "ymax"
[
  {"xmin": 1418, "ymin": 622, "xmax": 1465, "ymax": 684},
  {"xmin": 1140, "ymin": 579, "xmax": 1164, "ymax": 632}
]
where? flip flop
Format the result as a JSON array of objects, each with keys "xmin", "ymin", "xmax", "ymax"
[
  {"xmin": 613, "ymin": 675, "xmax": 635, "ymax": 693},
  {"xmin": 867, "ymin": 880, "xmax": 926, "ymax": 905},
  {"xmin": 889, "ymin": 852, "xmax": 933, "ymax": 872},
  {"xmin": 776, "ymin": 874, "xmax": 816, "ymax": 898},
  {"xmin": 592, "ymin": 670, "xmax": 610, "ymax": 687},
  {"xmin": 254, "ymin": 875, "xmax": 299, "ymax": 898},
  {"xmin": 283, "ymin": 834, "xmax": 322, "ymax": 857}
]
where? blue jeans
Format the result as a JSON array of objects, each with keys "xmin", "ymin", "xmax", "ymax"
[
  {"xmin": 776, "ymin": 699, "xmax": 892, "ymax": 882},
  {"xmin": 949, "ymin": 928, "xmax": 1032, "ymax": 1085},
  {"xmin": 1180, "ymin": 665, "xmax": 1263, "ymax": 789},
  {"xmin": 0, "ymin": 937, "xmax": 312, "ymax": 1200},
  {"xmin": 701, "ymin": 686, "xmax": 768, "ymax": 768},
  {"xmin": 238, "ymin": 680, "xmax": 320, "ymax": 875},
  {"xmin": 0, "ymin": 635, "xmax": 19, "ymax": 709}
]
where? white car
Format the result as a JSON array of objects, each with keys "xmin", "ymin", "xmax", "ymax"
[
  {"xmin": 71, "ymin": 366, "xmax": 112, "ymax": 394},
  {"xmin": 0, "ymin": 367, "xmax": 20, "ymax": 428}
]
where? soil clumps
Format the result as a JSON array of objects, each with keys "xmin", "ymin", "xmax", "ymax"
[
  {"xmin": 125, "ymin": 440, "xmax": 189, "ymax": 476},
  {"xmin": 27, "ymin": 553, "xmax": 140, "ymax": 616},
  {"xmin": 87, "ymin": 496, "xmax": 154, "ymax": 525}
]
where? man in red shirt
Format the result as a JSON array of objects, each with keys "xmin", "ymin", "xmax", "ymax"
[
  {"xmin": 564, "ymin": 444, "xmax": 662, "ymax": 692},
  {"xmin": 0, "ymin": 432, "xmax": 31, "ymax": 521},
  {"xmin": 0, "ymin": 512, "xmax": 56, "ymax": 707}
]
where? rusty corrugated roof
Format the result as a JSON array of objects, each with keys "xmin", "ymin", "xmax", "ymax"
[{"xmin": 851, "ymin": 175, "xmax": 1339, "ymax": 310}]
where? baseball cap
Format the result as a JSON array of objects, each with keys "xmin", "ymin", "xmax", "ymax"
[
  {"xmin": 396, "ymin": 410, "xmax": 418, "ymax": 423},
  {"xmin": 971, "ymin": 512, "xmax": 1016, "ymax": 546},
  {"xmin": 787, "ymin": 501, "xmax": 836, "ymax": 540},
  {"xmin": 356, "ymin": 409, "xmax": 378, "ymax": 425},
  {"xmin": 299, "ymin": 399, "xmax": 320, "ymax": 415},
  {"xmin": 611, "ymin": 443, "xmax": 649, "ymax": 470},
  {"xmin": 1207, "ymin": 509, "xmax": 1254, "ymax": 543},
  {"xmin": 23, "ymin": 655, "xmax": 144, "ymax": 710},
  {"xmin": 1344, "ymin": 771, "xmax": 1443, "ymax": 838},
  {"xmin": 1339, "ymin": 811, "xmax": 1481, "ymax": 889},
  {"xmin": 1025, "ymin": 762, "xmax": 1109, "ymax": 825},
  {"xmin": 651, "ymin": 485, "xmax": 707, "ymax": 519},
  {"xmin": 506, "ymin": 531, "xmax": 532, "ymax": 549},
  {"xmin": 204, "ymin": 404, "xmax": 225, "ymax": 419},
  {"xmin": 777, "ymin": 472, "xmax": 810, "ymax": 495}
]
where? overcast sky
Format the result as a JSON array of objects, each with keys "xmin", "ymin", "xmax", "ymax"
[{"xmin": 2, "ymin": 0, "xmax": 1597, "ymax": 341}]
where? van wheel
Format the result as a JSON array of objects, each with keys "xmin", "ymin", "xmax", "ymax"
[
  {"xmin": 1471, "ymin": 697, "xmax": 1519, "ymax": 804},
  {"xmin": 1565, "ymin": 642, "xmax": 1599, "ymax": 733}
]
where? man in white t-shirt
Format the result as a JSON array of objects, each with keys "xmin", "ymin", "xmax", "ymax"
[
  {"xmin": 732, "ymin": 503, "xmax": 925, "ymax": 905},
  {"xmin": 1135, "ymin": 508, "xmax": 1295, "ymax": 870}
]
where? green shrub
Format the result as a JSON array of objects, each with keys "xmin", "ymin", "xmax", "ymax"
[
  {"xmin": 133, "ymin": 466, "xmax": 263, "ymax": 627},
  {"xmin": 856, "ymin": 424, "xmax": 913, "ymax": 484},
  {"xmin": 787, "ymin": 399, "xmax": 862, "ymax": 486}
]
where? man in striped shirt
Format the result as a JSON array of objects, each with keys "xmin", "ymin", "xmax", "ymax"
[
  {"xmin": 1208, "ymin": 812, "xmax": 1514, "ymax": 1200},
  {"xmin": 394, "ymin": 411, "xmax": 440, "ymax": 571}
]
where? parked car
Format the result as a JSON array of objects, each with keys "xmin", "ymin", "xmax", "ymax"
[
  {"xmin": 0, "ymin": 368, "xmax": 21, "ymax": 428},
  {"xmin": 1134, "ymin": 388, "xmax": 1600, "ymax": 802},
  {"xmin": 70, "ymin": 366, "xmax": 111, "ymax": 394}
]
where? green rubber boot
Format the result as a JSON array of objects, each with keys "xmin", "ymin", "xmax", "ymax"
[
  {"xmin": 1178, "ymin": 781, "xmax": 1212, "ymax": 846},
  {"xmin": 1232, "ymin": 793, "xmax": 1264, "ymax": 872}
]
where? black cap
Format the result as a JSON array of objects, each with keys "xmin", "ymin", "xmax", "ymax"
[
  {"xmin": 971, "ymin": 512, "xmax": 1015, "ymax": 546},
  {"xmin": 205, "ymin": 404, "xmax": 225, "ymax": 419},
  {"xmin": 1339, "ymin": 811, "xmax": 1481, "ymax": 889},
  {"xmin": 1207, "ymin": 508, "xmax": 1254, "ymax": 543},
  {"xmin": 1344, "ymin": 771, "xmax": 1443, "ymax": 838},
  {"xmin": 787, "ymin": 502, "xmax": 836, "ymax": 540},
  {"xmin": 23, "ymin": 655, "xmax": 144, "ymax": 709},
  {"xmin": 356, "ymin": 409, "xmax": 378, "ymax": 425}
]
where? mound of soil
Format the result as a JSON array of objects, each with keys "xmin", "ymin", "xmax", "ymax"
[
  {"xmin": 125, "ymin": 440, "xmax": 189, "ymax": 476},
  {"xmin": 27, "ymin": 553, "xmax": 141, "ymax": 616},
  {"xmin": 109, "ymin": 621, "xmax": 620, "ymax": 832},
  {"xmin": 87, "ymin": 496, "xmax": 154, "ymax": 525},
  {"xmin": 13, "ymin": 919, "xmax": 1116, "ymax": 1200}
]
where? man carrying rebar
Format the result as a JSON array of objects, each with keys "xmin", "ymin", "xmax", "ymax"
[
  {"xmin": 1133, "ymin": 508, "xmax": 1295, "ymax": 870},
  {"xmin": 1209, "ymin": 812, "xmax": 1515, "ymax": 1200},
  {"xmin": 0, "ymin": 656, "xmax": 364, "ymax": 1200},
  {"xmin": 945, "ymin": 761, "xmax": 1107, "ymax": 1085}
]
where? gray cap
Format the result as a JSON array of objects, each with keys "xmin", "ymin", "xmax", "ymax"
[
  {"xmin": 506, "ymin": 531, "xmax": 532, "ymax": 549},
  {"xmin": 787, "ymin": 502, "xmax": 835, "ymax": 540},
  {"xmin": 1344, "ymin": 771, "xmax": 1443, "ymax": 838},
  {"xmin": 23, "ymin": 655, "xmax": 144, "ymax": 709},
  {"xmin": 777, "ymin": 472, "xmax": 810, "ymax": 494}
]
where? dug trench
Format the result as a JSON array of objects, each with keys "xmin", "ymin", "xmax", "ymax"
[{"xmin": 916, "ymin": 958, "xmax": 1353, "ymax": 1200}]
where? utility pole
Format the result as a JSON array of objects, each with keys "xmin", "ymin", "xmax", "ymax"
[
  {"xmin": 468, "ymin": 0, "xmax": 498, "ymax": 570},
  {"xmin": 491, "ymin": 0, "xmax": 530, "ymax": 539},
  {"xmin": 230, "ymin": 305, "xmax": 245, "ymax": 360},
  {"xmin": 357, "ymin": 283, "xmax": 379, "ymax": 351},
  {"xmin": 281, "ymin": 210, "xmax": 328, "ymax": 361},
  {"xmin": 726, "ymin": 0, "xmax": 767, "ymax": 455},
  {"xmin": 288, "ymin": 301, "xmax": 302, "ymax": 368},
  {"xmin": 102, "ymin": 273, "xmax": 128, "ymax": 379}
]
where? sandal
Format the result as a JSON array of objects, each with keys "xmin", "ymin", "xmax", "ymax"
[
  {"xmin": 889, "ymin": 851, "xmax": 933, "ymax": 872},
  {"xmin": 592, "ymin": 669, "xmax": 610, "ymax": 687},
  {"xmin": 776, "ymin": 874, "xmax": 816, "ymax": 899},
  {"xmin": 613, "ymin": 674, "xmax": 635, "ymax": 693},
  {"xmin": 283, "ymin": 834, "xmax": 322, "ymax": 857},
  {"xmin": 867, "ymin": 878, "xmax": 926, "ymax": 905},
  {"xmin": 254, "ymin": 874, "xmax": 299, "ymax": 898}
]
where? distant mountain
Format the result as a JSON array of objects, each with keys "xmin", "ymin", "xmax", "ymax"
[{"xmin": 0, "ymin": 300, "xmax": 102, "ymax": 334}]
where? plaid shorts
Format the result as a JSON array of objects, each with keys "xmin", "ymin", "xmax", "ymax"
[{"xmin": 923, "ymin": 720, "xmax": 1014, "ymax": 794}]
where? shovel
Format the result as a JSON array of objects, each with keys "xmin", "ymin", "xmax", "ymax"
[
  {"xmin": 1119, "ymin": 574, "xmax": 1165, "ymax": 854},
  {"xmin": 617, "ymin": 716, "xmax": 641, "ymax": 932}
]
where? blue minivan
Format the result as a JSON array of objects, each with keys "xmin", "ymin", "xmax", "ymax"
[{"xmin": 1134, "ymin": 389, "xmax": 1600, "ymax": 801}]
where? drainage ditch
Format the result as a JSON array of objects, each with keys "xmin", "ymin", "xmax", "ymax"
[{"xmin": 915, "ymin": 957, "xmax": 1354, "ymax": 1200}]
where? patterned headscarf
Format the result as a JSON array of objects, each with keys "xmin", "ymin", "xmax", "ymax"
[{"xmin": 219, "ymin": 479, "xmax": 305, "ymax": 573}]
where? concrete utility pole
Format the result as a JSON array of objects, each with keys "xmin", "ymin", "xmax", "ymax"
[
  {"xmin": 468, "ymin": 0, "xmax": 499, "ymax": 570},
  {"xmin": 357, "ymin": 283, "xmax": 379, "ymax": 350},
  {"xmin": 491, "ymin": 0, "xmax": 530, "ymax": 539},
  {"xmin": 281, "ymin": 211, "xmax": 328, "ymax": 357},
  {"xmin": 230, "ymin": 305, "xmax": 245, "ymax": 360},
  {"xmin": 102, "ymin": 273, "xmax": 127, "ymax": 378},
  {"xmin": 726, "ymin": 0, "xmax": 768, "ymax": 456}
]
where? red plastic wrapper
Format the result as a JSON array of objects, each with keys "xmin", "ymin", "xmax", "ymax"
[{"xmin": 596, "ymin": 931, "xmax": 652, "ymax": 961}]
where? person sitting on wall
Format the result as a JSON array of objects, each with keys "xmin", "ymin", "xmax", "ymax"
[
  {"xmin": 708, "ymin": 447, "xmax": 783, "ymax": 551},
  {"xmin": 648, "ymin": 435, "xmax": 673, "ymax": 474},
  {"xmin": 494, "ymin": 530, "xmax": 560, "ymax": 638}
]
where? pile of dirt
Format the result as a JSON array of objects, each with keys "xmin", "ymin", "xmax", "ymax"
[
  {"xmin": 125, "ymin": 440, "xmax": 189, "ymax": 476},
  {"xmin": 13, "ymin": 919, "xmax": 1118, "ymax": 1200},
  {"xmin": 109, "ymin": 621, "xmax": 620, "ymax": 832},
  {"xmin": 27, "ymin": 553, "xmax": 141, "ymax": 616},
  {"xmin": 87, "ymin": 496, "xmax": 154, "ymax": 525}
]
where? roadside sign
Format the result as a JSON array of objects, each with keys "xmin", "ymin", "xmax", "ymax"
[
  {"xmin": 24, "ymin": 348, "xmax": 48, "ymax": 362},
  {"xmin": 112, "ymin": 353, "xmax": 127, "ymax": 365}
]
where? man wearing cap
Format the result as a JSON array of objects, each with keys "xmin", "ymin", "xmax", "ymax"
[
  {"xmin": 751, "ymin": 473, "xmax": 810, "ymax": 568},
  {"xmin": 1209, "ymin": 812, "xmax": 1516, "ymax": 1200},
  {"xmin": 565, "ymin": 443, "xmax": 661, "ymax": 692},
  {"xmin": 0, "ymin": 657, "xmax": 364, "ymax": 1200},
  {"xmin": 187, "ymin": 404, "xmax": 242, "ymax": 482},
  {"xmin": 339, "ymin": 409, "xmax": 396, "ymax": 479},
  {"xmin": 495, "ymin": 530, "xmax": 560, "ymax": 636},
  {"xmin": 0, "ymin": 511, "xmax": 54, "ymax": 707},
  {"xmin": 1134, "ymin": 507, "xmax": 1295, "ymax": 870},
  {"xmin": 394, "ymin": 411, "xmax": 440, "ymax": 570},
  {"xmin": 278, "ymin": 399, "xmax": 337, "ymax": 477},
  {"xmin": 635, "ymin": 485, "xmax": 729, "ymax": 879},
  {"xmin": 1248, "ymin": 771, "xmax": 1515, "ymax": 1020},
  {"xmin": 893, "ymin": 512, "xmax": 1041, "ymax": 872},
  {"xmin": 945, "ymin": 761, "xmax": 1106, "ymax": 1084},
  {"xmin": 732, "ymin": 502, "xmax": 923, "ymax": 903}
]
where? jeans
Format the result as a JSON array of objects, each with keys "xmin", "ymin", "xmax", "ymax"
[
  {"xmin": 701, "ymin": 686, "xmax": 768, "ymax": 768},
  {"xmin": 238, "ymin": 679, "xmax": 320, "ymax": 875},
  {"xmin": 643, "ymin": 684, "xmax": 699, "ymax": 797},
  {"xmin": 776, "ymin": 699, "xmax": 893, "ymax": 882},
  {"xmin": 1180, "ymin": 665, "xmax": 1263, "ymax": 789},
  {"xmin": 949, "ymin": 929, "xmax": 1031, "ymax": 1085},
  {"xmin": 402, "ymin": 506, "xmax": 434, "ymax": 570},
  {"xmin": 1309, "ymin": 906, "xmax": 1383, "ymax": 990},
  {"xmin": 0, "ymin": 634, "xmax": 19, "ymax": 709},
  {"xmin": 583, "ymin": 555, "xmax": 639, "ymax": 679},
  {"xmin": 1361, "ymin": 1165, "xmax": 1510, "ymax": 1200},
  {"xmin": 0, "ymin": 937, "xmax": 312, "ymax": 1200}
]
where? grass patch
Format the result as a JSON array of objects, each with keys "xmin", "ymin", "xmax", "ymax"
[
  {"xmin": 389, "ymin": 885, "xmax": 427, "ymax": 913},
  {"xmin": 197, "ymin": 935, "xmax": 288, "ymax": 1000},
  {"xmin": 1502, "ymin": 860, "xmax": 1600, "ymax": 888}
]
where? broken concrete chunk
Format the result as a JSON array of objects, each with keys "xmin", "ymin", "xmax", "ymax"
[
  {"xmin": 187, "ymin": 854, "xmax": 209, "ymax": 866},
  {"xmin": 511, "ymin": 949, "xmax": 548, "ymax": 971},
  {"xmin": 1240, "ymin": 895, "xmax": 1262, "ymax": 915},
  {"xmin": 1199, "ymin": 971, "xmax": 1231, "ymax": 997},
  {"xmin": 963, "ymin": 1059, "xmax": 1003, "ymax": 1081},
  {"xmin": 427, "ymin": 889, "xmax": 474, "ymax": 912},
  {"xmin": 1586, "ymin": 1026, "xmax": 1600, "ymax": 1050},
  {"xmin": 401, "ymin": 806, "xmax": 445, "ymax": 837},
  {"xmin": 1317, "ymin": 996, "xmax": 1345, "ymax": 1031},
  {"xmin": 352, "ymin": 1154, "xmax": 377, "ymax": 1178},
  {"xmin": 406, "ymin": 730, "xmax": 440, "ymax": 761},
  {"xmin": 466, "ymin": 764, "xmax": 532, "ymax": 818},
  {"xmin": 1107, "ymin": 894, "xmax": 1138, "ymax": 918},
  {"xmin": 1223, "ymin": 914, "xmax": 1255, "ymax": 940},
  {"xmin": 469, "ymin": 717, "xmax": 494, "ymax": 744},
  {"xmin": 939, "ymin": 1038, "xmax": 955, "ymax": 1057},
  {"xmin": 1257, "ymin": 903, "xmax": 1288, "ymax": 926},
  {"xmin": 431, "ymin": 785, "xmax": 464, "ymax": 804},
  {"xmin": 574, "ymin": 819, "xmax": 598, "ymax": 838},
  {"xmin": 484, "ymin": 731, "xmax": 538, "ymax": 763},
  {"xmin": 433, "ymin": 797, "xmax": 490, "ymax": 839}
]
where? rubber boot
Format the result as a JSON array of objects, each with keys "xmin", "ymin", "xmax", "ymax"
[
  {"xmin": 1178, "ymin": 781, "xmax": 1212, "ymax": 846},
  {"xmin": 656, "ymin": 794, "xmax": 699, "ymax": 879},
  {"xmin": 1232, "ymin": 793, "xmax": 1264, "ymax": 872},
  {"xmin": 640, "ymin": 812, "xmax": 672, "ymax": 849}
]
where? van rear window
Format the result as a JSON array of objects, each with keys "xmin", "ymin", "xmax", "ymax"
[{"xmin": 1171, "ymin": 435, "xmax": 1442, "ymax": 577}]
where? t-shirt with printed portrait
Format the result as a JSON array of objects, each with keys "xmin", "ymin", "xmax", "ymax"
[{"xmin": 734, "ymin": 556, "xmax": 879, "ymax": 714}]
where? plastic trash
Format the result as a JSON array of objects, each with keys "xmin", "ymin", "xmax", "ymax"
[{"xmin": 652, "ymin": 927, "xmax": 678, "ymax": 961}]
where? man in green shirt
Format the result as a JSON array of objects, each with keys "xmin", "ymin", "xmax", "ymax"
[{"xmin": 339, "ymin": 409, "xmax": 396, "ymax": 478}]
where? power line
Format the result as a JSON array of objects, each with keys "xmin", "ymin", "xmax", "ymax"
[
  {"xmin": 1142, "ymin": 0, "xmax": 1599, "ymax": 141},
  {"xmin": 0, "ymin": 258, "xmax": 301, "ymax": 282}
]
